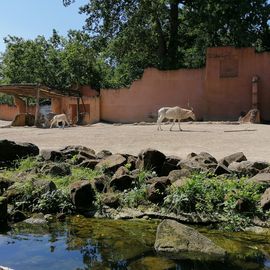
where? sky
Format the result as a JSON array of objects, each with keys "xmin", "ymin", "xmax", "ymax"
[{"xmin": 0, "ymin": 0, "xmax": 87, "ymax": 53}]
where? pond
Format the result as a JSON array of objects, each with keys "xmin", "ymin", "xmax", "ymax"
[{"xmin": 0, "ymin": 216, "xmax": 269, "ymax": 270}]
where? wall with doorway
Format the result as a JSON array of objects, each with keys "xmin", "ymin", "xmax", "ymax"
[{"xmin": 51, "ymin": 95, "xmax": 100, "ymax": 125}]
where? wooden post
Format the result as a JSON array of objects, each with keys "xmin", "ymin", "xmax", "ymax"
[
  {"xmin": 76, "ymin": 97, "xmax": 80, "ymax": 124},
  {"xmin": 34, "ymin": 87, "xmax": 40, "ymax": 126},
  {"xmin": 252, "ymin": 75, "xmax": 259, "ymax": 109}
]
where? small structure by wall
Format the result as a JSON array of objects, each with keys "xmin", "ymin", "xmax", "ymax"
[{"xmin": 51, "ymin": 86, "xmax": 100, "ymax": 125}]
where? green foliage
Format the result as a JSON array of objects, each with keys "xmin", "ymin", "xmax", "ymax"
[
  {"xmin": 120, "ymin": 169, "xmax": 154, "ymax": 208},
  {"xmin": 121, "ymin": 186, "xmax": 148, "ymax": 208},
  {"xmin": 164, "ymin": 173, "xmax": 265, "ymax": 231},
  {"xmin": 33, "ymin": 190, "xmax": 75, "ymax": 214},
  {"xmin": 62, "ymin": 0, "xmax": 270, "ymax": 87},
  {"xmin": 48, "ymin": 167, "xmax": 102, "ymax": 190},
  {"xmin": 1, "ymin": 30, "xmax": 101, "ymax": 91},
  {"xmin": 14, "ymin": 157, "xmax": 39, "ymax": 172},
  {"xmin": 0, "ymin": 94, "xmax": 14, "ymax": 105}
]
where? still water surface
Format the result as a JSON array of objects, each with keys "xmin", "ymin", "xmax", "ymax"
[{"xmin": 0, "ymin": 216, "xmax": 269, "ymax": 270}]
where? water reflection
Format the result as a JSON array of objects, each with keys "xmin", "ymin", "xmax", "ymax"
[{"xmin": 0, "ymin": 216, "xmax": 269, "ymax": 270}]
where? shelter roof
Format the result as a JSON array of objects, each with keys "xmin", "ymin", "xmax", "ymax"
[{"xmin": 0, "ymin": 83, "xmax": 81, "ymax": 98}]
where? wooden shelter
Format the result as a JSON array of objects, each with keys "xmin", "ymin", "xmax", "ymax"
[{"xmin": 0, "ymin": 83, "xmax": 81, "ymax": 126}]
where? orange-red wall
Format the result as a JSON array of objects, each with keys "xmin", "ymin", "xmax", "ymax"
[
  {"xmin": 101, "ymin": 68, "xmax": 205, "ymax": 123},
  {"xmin": 205, "ymin": 47, "xmax": 270, "ymax": 121},
  {"xmin": 1, "ymin": 47, "xmax": 270, "ymax": 123},
  {"xmin": 0, "ymin": 104, "xmax": 18, "ymax": 120}
]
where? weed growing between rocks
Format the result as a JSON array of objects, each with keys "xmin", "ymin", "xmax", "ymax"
[{"xmin": 163, "ymin": 173, "xmax": 265, "ymax": 231}]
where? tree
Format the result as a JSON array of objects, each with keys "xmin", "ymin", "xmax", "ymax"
[
  {"xmin": 63, "ymin": 0, "xmax": 270, "ymax": 86},
  {"xmin": 1, "ymin": 30, "xmax": 101, "ymax": 90}
]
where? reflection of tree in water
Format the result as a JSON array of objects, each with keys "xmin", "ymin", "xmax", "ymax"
[{"xmin": 38, "ymin": 218, "xmax": 267, "ymax": 270}]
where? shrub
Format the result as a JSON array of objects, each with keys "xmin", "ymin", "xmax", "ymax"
[
  {"xmin": 33, "ymin": 190, "xmax": 75, "ymax": 214},
  {"xmin": 163, "ymin": 173, "xmax": 265, "ymax": 231}
]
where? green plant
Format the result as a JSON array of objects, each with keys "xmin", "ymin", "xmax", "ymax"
[
  {"xmin": 33, "ymin": 190, "xmax": 75, "ymax": 213},
  {"xmin": 163, "ymin": 172, "xmax": 265, "ymax": 231},
  {"xmin": 49, "ymin": 167, "xmax": 102, "ymax": 190},
  {"xmin": 121, "ymin": 186, "xmax": 148, "ymax": 208}
]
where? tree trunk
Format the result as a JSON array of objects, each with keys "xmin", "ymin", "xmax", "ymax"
[{"xmin": 168, "ymin": 0, "xmax": 180, "ymax": 68}]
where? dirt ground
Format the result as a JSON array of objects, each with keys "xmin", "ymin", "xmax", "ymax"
[{"xmin": 0, "ymin": 120, "xmax": 270, "ymax": 162}]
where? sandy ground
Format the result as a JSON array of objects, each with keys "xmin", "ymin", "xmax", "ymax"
[{"xmin": 0, "ymin": 120, "xmax": 270, "ymax": 162}]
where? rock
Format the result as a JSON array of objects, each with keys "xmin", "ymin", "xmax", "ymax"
[
  {"xmin": 247, "ymin": 173, "xmax": 270, "ymax": 187},
  {"xmin": 41, "ymin": 163, "xmax": 71, "ymax": 176},
  {"xmin": 56, "ymin": 213, "xmax": 66, "ymax": 221},
  {"xmin": 214, "ymin": 163, "xmax": 231, "ymax": 175},
  {"xmin": 0, "ymin": 197, "xmax": 7, "ymax": 224},
  {"xmin": 168, "ymin": 169, "xmax": 191, "ymax": 183},
  {"xmin": 77, "ymin": 159, "xmax": 99, "ymax": 169},
  {"xmin": 95, "ymin": 154, "xmax": 127, "ymax": 174},
  {"xmin": 40, "ymin": 150, "xmax": 63, "ymax": 162},
  {"xmin": 136, "ymin": 148, "xmax": 166, "ymax": 176},
  {"xmin": 24, "ymin": 213, "xmax": 47, "ymax": 225},
  {"xmin": 33, "ymin": 179, "xmax": 57, "ymax": 194},
  {"xmin": 11, "ymin": 113, "xmax": 35, "ymax": 126},
  {"xmin": 260, "ymin": 187, "xmax": 270, "ymax": 210},
  {"xmin": 102, "ymin": 193, "xmax": 120, "ymax": 208},
  {"xmin": 172, "ymin": 178, "xmax": 189, "ymax": 188},
  {"xmin": 0, "ymin": 140, "xmax": 39, "ymax": 167},
  {"xmin": 70, "ymin": 180, "xmax": 96, "ymax": 211},
  {"xmin": 228, "ymin": 161, "xmax": 269, "ymax": 177},
  {"xmin": 92, "ymin": 175, "xmax": 110, "ymax": 192},
  {"xmin": 126, "ymin": 155, "xmax": 137, "ymax": 170},
  {"xmin": 179, "ymin": 152, "xmax": 217, "ymax": 173},
  {"xmin": 160, "ymin": 156, "xmax": 181, "ymax": 176},
  {"xmin": 110, "ymin": 174, "xmax": 135, "ymax": 191},
  {"xmin": 0, "ymin": 177, "xmax": 14, "ymax": 195},
  {"xmin": 96, "ymin": 149, "xmax": 112, "ymax": 159},
  {"xmin": 60, "ymin": 145, "xmax": 96, "ymax": 160},
  {"xmin": 9, "ymin": 210, "xmax": 27, "ymax": 223},
  {"xmin": 113, "ymin": 166, "xmax": 130, "ymax": 178},
  {"xmin": 146, "ymin": 177, "xmax": 171, "ymax": 203},
  {"xmin": 218, "ymin": 152, "xmax": 247, "ymax": 167},
  {"xmin": 154, "ymin": 219, "xmax": 226, "ymax": 260}
]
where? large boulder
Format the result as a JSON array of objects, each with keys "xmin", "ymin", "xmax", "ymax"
[
  {"xmin": 40, "ymin": 163, "xmax": 71, "ymax": 177},
  {"xmin": 0, "ymin": 177, "xmax": 15, "ymax": 195},
  {"xmin": 160, "ymin": 156, "xmax": 181, "ymax": 176},
  {"xmin": 179, "ymin": 152, "xmax": 217, "ymax": 173},
  {"xmin": 146, "ymin": 177, "xmax": 171, "ymax": 203},
  {"xmin": 228, "ymin": 161, "xmax": 269, "ymax": 177},
  {"xmin": 95, "ymin": 154, "xmax": 127, "ymax": 174},
  {"xmin": 0, "ymin": 197, "xmax": 7, "ymax": 224},
  {"xmin": 40, "ymin": 150, "xmax": 64, "ymax": 162},
  {"xmin": 218, "ymin": 152, "xmax": 247, "ymax": 167},
  {"xmin": 70, "ymin": 180, "xmax": 96, "ymax": 211},
  {"xmin": 11, "ymin": 113, "xmax": 35, "ymax": 126},
  {"xmin": 260, "ymin": 187, "xmax": 270, "ymax": 210},
  {"xmin": 60, "ymin": 145, "xmax": 96, "ymax": 160},
  {"xmin": 136, "ymin": 148, "xmax": 166, "ymax": 176},
  {"xmin": 247, "ymin": 173, "xmax": 270, "ymax": 187},
  {"xmin": 0, "ymin": 140, "xmax": 39, "ymax": 167},
  {"xmin": 110, "ymin": 174, "xmax": 135, "ymax": 191},
  {"xmin": 154, "ymin": 219, "xmax": 226, "ymax": 260}
]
